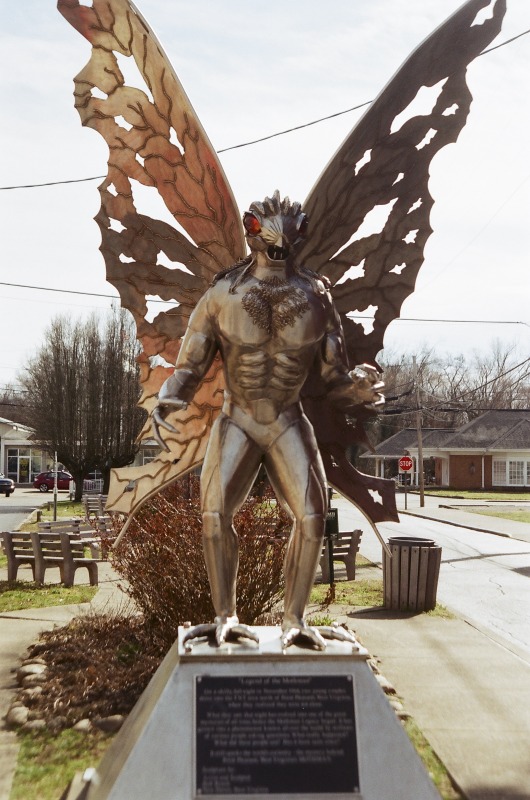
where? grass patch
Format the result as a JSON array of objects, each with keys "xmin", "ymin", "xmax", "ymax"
[
  {"xmin": 425, "ymin": 604, "xmax": 455, "ymax": 619},
  {"xmin": 0, "ymin": 582, "xmax": 96, "ymax": 612},
  {"xmin": 310, "ymin": 578, "xmax": 383, "ymax": 608},
  {"xmin": 306, "ymin": 613, "xmax": 335, "ymax": 626},
  {"xmin": 403, "ymin": 717, "xmax": 463, "ymax": 799},
  {"xmin": 424, "ymin": 489, "xmax": 530, "ymax": 502},
  {"xmin": 20, "ymin": 501, "xmax": 86, "ymax": 533},
  {"xmin": 10, "ymin": 729, "xmax": 113, "ymax": 800},
  {"xmin": 0, "ymin": 551, "xmax": 6, "ymax": 569},
  {"xmin": 355, "ymin": 554, "xmax": 373, "ymax": 568},
  {"xmin": 464, "ymin": 507, "xmax": 530, "ymax": 524}
]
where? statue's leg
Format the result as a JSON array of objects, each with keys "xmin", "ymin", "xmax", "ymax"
[
  {"xmin": 201, "ymin": 414, "xmax": 262, "ymax": 623},
  {"xmin": 264, "ymin": 415, "xmax": 327, "ymax": 633}
]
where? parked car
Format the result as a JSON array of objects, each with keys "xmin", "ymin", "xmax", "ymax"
[
  {"xmin": 33, "ymin": 471, "xmax": 73, "ymax": 492},
  {"xmin": 0, "ymin": 474, "xmax": 15, "ymax": 497}
]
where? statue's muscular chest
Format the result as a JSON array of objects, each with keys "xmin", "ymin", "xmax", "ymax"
[{"xmin": 213, "ymin": 279, "xmax": 328, "ymax": 351}]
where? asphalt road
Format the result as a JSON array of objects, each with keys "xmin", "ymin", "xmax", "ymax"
[
  {"xmin": 0, "ymin": 488, "xmax": 65, "ymax": 532},
  {"xmin": 334, "ymin": 496, "xmax": 530, "ymax": 664}
]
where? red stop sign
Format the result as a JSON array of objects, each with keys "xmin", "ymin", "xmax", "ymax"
[{"xmin": 399, "ymin": 456, "xmax": 413, "ymax": 471}]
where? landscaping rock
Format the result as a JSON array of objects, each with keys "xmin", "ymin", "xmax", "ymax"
[
  {"xmin": 375, "ymin": 673, "xmax": 396, "ymax": 695},
  {"xmin": 48, "ymin": 716, "xmax": 68, "ymax": 733},
  {"xmin": 21, "ymin": 657, "xmax": 47, "ymax": 666},
  {"xmin": 21, "ymin": 686, "xmax": 44, "ymax": 700},
  {"xmin": 17, "ymin": 663, "xmax": 47, "ymax": 684},
  {"xmin": 6, "ymin": 705, "xmax": 29, "ymax": 727},
  {"xmin": 21, "ymin": 719, "xmax": 47, "ymax": 732},
  {"xmin": 21, "ymin": 672, "xmax": 47, "ymax": 688},
  {"xmin": 93, "ymin": 714, "xmax": 125, "ymax": 733},
  {"xmin": 73, "ymin": 718, "xmax": 93, "ymax": 733}
]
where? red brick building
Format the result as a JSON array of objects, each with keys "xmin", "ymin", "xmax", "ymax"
[{"xmin": 365, "ymin": 410, "xmax": 530, "ymax": 490}]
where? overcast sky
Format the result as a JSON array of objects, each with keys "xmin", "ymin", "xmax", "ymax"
[{"xmin": 0, "ymin": 0, "xmax": 528, "ymax": 390}]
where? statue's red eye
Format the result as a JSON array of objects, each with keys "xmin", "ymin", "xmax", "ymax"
[{"xmin": 243, "ymin": 213, "xmax": 261, "ymax": 236}]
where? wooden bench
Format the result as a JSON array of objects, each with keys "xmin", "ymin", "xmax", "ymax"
[
  {"xmin": 83, "ymin": 494, "xmax": 108, "ymax": 519},
  {"xmin": 38, "ymin": 518, "xmax": 104, "ymax": 559},
  {"xmin": 2, "ymin": 531, "xmax": 37, "ymax": 582},
  {"xmin": 2, "ymin": 530, "xmax": 99, "ymax": 586},
  {"xmin": 30, "ymin": 531, "xmax": 98, "ymax": 587},
  {"xmin": 320, "ymin": 529, "xmax": 363, "ymax": 582}
]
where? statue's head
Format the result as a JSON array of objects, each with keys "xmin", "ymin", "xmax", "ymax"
[{"xmin": 243, "ymin": 190, "xmax": 309, "ymax": 263}]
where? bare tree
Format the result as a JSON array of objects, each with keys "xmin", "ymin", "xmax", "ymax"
[
  {"xmin": 20, "ymin": 309, "xmax": 146, "ymax": 500},
  {"xmin": 373, "ymin": 341, "xmax": 530, "ymax": 447},
  {"xmin": 0, "ymin": 385, "xmax": 28, "ymax": 426}
]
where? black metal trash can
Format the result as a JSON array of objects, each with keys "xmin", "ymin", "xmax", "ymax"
[{"xmin": 383, "ymin": 536, "xmax": 441, "ymax": 612}]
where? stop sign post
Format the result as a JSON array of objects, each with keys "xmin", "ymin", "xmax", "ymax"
[{"xmin": 398, "ymin": 455, "xmax": 413, "ymax": 509}]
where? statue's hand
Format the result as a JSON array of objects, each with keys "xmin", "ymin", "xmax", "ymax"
[
  {"xmin": 152, "ymin": 374, "xmax": 188, "ymax": 452},
  {"xmin": 349, "ymin": 363, "xmax": 385, "ymax": 409}
]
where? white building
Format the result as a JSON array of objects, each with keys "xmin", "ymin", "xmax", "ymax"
[{"xmin": 0, "ymin": 417, "xmax": 48, "ymax": 485}]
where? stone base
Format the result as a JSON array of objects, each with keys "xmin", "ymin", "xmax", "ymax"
[{"xmin": 77, "ymin": 627, "xmax": 440, "ymax": 800}]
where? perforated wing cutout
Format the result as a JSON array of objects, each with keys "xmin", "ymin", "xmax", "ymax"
[
  {"xmin": 298, "ymin": 0, "xmax": 505, "ymax": 366},
  {"xmin": 58, "ymin": 0, "xmax": 246, "ymax": 512},
  {"xmin": 298, "ymin": 0, "xmax": 505, "ymax": 522}
]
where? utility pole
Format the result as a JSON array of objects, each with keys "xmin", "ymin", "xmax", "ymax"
[{"xmin": 413, "ymin": 356, "xmax": 425, "ymax": 508}]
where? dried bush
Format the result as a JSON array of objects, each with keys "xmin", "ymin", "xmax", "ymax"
[
  {"xmin": 22, "ymin": 612, "xmax": 165, "ymax": 728},
  {"xmin": 112, "ymin": 478, "xmax": 289, "ymax": 646}
]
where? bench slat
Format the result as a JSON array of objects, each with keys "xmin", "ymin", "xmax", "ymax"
[{"xmin": 320, "ymin": 529, "xmax": 363, "ymax": 582}]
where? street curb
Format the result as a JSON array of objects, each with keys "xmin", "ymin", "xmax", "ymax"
[{"xmin": 399, "ymin": 509, "xmax": 511, "ymax": 539}]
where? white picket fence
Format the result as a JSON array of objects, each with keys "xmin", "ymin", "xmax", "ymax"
[{"xmin": 69, "ymin": 479, "xmax": 104, "ymax": 498}]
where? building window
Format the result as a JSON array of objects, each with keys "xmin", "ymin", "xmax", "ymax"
[
  {"xmin": 493, "ymin": 458, "xmax": 529, "ymax": 487},
  {"xmin": 508, "ymin": 460, "xmax": 525, "ymax": 486},
  {"xmin": 6, "ymin": 447, "xmax": 45, "ymax": 484},
  {"xmin": 492, "ymin": 460, "xmax": 506, "ymax": 486},
  {"xmin": 142, "ymin": 449, "xmax": 159, "ymax": 465}
]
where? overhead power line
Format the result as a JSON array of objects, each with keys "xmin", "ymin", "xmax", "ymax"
[
  {"xmin": 0, "ymin": 280, "xmax": 528, "ymax": 328},
  {"xmin": 0, "ymin": 29, "xmax": 528, "ymax": 192}
]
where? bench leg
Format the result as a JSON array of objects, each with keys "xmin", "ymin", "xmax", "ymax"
[
  {"xmin": 34, "ymin": 562, "xmax": 45, "ymax": 585},
  {"xmin": 344, "ymin": 555, "xmax": 357, "ymax": 580},
  {"xmin": 61, "ymin": 564, "xmax": 74, "ymax": 587},
  {"xmin": 87, "ymin": 562, "xmax": 98, "ymax": 586}
]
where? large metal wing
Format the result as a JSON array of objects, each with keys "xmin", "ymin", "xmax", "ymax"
[
  {"xmin": 297, "ymin": 0, "xmax": 506, "ymax": 523},
  {"xmin": 58, "ymin": 0, "xmax": 246, "ymax": 514}
]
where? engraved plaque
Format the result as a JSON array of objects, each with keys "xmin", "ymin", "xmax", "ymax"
[{"xmin": 195, "ymin": 675, "xmax": 359, "ymax": 796}]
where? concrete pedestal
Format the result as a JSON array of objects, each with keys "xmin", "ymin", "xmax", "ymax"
[{"xmin": 78, "ymin": 627, "xmax": 440, "ymax": 800}]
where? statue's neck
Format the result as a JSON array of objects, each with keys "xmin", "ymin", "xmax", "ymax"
[{"xmin": 251, "ymin": 253, "xmax": 291, "ymax": 281}]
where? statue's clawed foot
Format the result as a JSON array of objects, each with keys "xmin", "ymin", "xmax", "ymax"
[
  {"xmin": 281, "ymin": 620, "xmax": 358, "ymax": 651},
  {"xmin": 183, "ymin": 615, "xmax": 258, "ymax": 648},
  {"xmin": 318, "ymin": 624, "xmax": 358, "ymax": 646}
]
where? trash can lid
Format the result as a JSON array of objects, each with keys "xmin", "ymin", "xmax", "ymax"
[{"xmin": 387, "ymin": 536, "xmax": 436, "ymax": 547}]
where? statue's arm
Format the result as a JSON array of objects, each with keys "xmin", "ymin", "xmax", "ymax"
[
  {"xmin": 152, "ymin": 292, "xmax": 218, "ymax": 449},
  {"xmin": 319, "ymin": 298, "xmax": 384, "ymax": 411}
]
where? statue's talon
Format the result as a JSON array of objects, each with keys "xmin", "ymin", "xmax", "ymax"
[
  {"xmin": 282, "ymin": 625, "xmax": 326, "ymax": 651},
  {"xmin": 317, "ymin": 625, "xmax": 358, "ymax": 646},
  {"xmin": 230, "ymin": 624, "xmax": 259, "ymax": 644},
  {"xmin": 216, "ymin": 619, "xmax": 258, "ymax": 645},
  {"xmin": 183, "ymin": 619, "xmax": 257, "ymax": 648},
  {"xmin": 182, "ymin": 623, "xmax": 217, "ymax": 645}
]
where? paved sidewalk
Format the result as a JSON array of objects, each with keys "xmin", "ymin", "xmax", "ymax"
[
  {"xmin": 0, "ymin": 562, "xmax": 125, "ymax": 800},
  {"xmin": 397, "ymin": 491, "xmax": 530, "ymax": 544},
  {"xmin": 339, "ymin": 605, "xmax": 530, "ymax": 799}
]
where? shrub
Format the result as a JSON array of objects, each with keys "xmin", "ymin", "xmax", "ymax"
[
  {"xmin": 112, "ymin": 478, "xmax": 289, "ymax": 646},
  {"xmin": 21, "ymin": 612, "xmax": 164, "ymax": 728}
]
